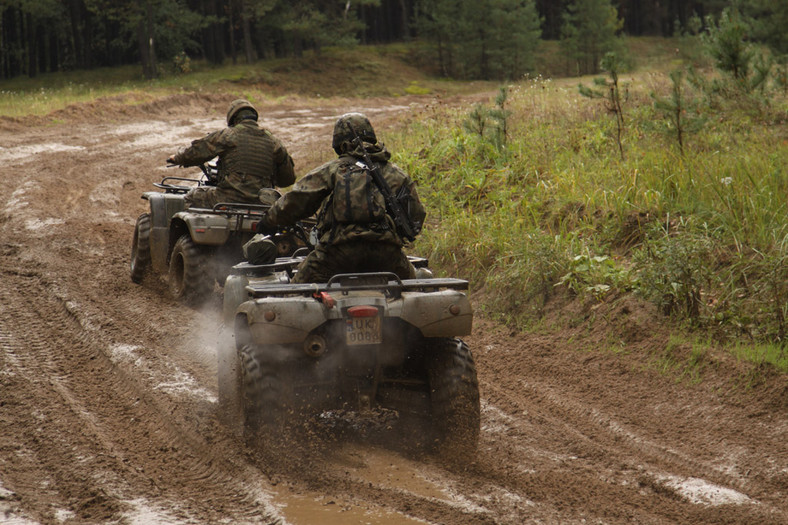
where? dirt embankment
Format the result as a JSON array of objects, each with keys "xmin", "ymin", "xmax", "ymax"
[{"xmin": 0, "ymin": 94, "xmax": 786, "ymax": 524}]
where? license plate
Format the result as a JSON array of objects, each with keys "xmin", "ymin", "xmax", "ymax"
[{"xmin": 346, "ymin": 316, "xmax": 382, "ymax": 345}]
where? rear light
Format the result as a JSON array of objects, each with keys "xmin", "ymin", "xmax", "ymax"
[{"xmin": 347, "ymin": 305, "xmax": 379, "ymax": 318}]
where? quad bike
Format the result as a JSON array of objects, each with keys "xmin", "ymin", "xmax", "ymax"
[
  {"xmin": 217, "ymin": 254, "xmax": 480, "ymax": 456},
  {"xmin": 129, "ymin": 165, "xmax": 309, "ymax": 302}
]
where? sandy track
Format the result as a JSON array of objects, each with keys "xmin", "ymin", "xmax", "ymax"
[{"xmin": 0, "ymin": 94, "xmax": 786, "ymax": 524}]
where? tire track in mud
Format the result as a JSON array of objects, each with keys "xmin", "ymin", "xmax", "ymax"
[
  {"xmin": 0, "ymin": 265, "xmax": 283, "ymax": 523},
  {"xmin": 3, "ymin": 95, "xmax": 788, "ymax": 524},
  {"xmin": 2, "ymin": 98, "xmax": 494, "ymax": 525},
  {"xmin": 472, "ymin": 332, "xmax": 788, "ymax": 524}
]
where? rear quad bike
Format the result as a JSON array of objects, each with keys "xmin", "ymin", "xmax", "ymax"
[
  {"xmin": 129, "ymin": 165, "xmax": 309, "ymax": 302},
  {"xmin": 217, "ymin": 257, "xmax": 481, "ymax": 456}
]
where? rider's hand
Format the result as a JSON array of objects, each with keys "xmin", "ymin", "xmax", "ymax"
[{"xmin": 166, "ymin": 156, "xmax": 177, "ymax": 166}]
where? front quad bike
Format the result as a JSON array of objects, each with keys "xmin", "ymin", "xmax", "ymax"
[
  {"xmin": 218, "ymin": 261, "xmax": 481, "ymax": 456},
  {"xmin": 129, "ymin": 170, "xmax": 309, "ymax": 303}
]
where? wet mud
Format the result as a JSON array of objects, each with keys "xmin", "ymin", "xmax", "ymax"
[{"xmin": 0, "ymin": 94, "xmax": 786, "ymax": 524}]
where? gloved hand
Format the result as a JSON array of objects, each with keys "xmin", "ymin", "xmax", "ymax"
[
  {"xmin": 166, "ymin": 156, "xmax": 178, "ymax": 166},
  {"xmin": 256, "ymin": 214, "xmax": 279, "ymax": 236}
]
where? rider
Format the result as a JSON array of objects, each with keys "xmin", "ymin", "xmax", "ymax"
[
  {"xmin": 256, "ymin": 112, "xmax": 426, "ymax": 283},
  {"xmin": 167, "ymin": 99, "xmax": 295, "ymax": 208}
]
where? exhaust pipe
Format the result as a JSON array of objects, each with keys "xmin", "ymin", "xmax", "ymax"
[{"xmin": 304, "ymin": 334, "xmax": 327, "ymax": 358}]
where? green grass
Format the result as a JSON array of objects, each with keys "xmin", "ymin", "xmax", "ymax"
[
  {"xmin": 732, "ymin": 342, "xmax": 788, "ymax": 371},
  {"xmin": 0, "ymin": 43, "xmax": 495, "ymax": 118},
  {"xmin": 390, "ymin": 53, "xmax": 788, "ymax": 369}
]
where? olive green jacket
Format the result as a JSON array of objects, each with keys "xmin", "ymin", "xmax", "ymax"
[
  {"xmin": 265, "ymin": 143, "xmax": 426, "ymax": 247},
  {"xmin": 172, "ymin": 120, "xmax": 295, "ymax": 202}
]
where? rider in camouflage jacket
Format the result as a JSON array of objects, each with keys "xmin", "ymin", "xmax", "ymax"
[
  {"xmin": 167, "ymin": 99, "xmax": 295, "ymax": 208},
  {"xmin": 258, "ymin": 113, "xmax": 426, "ymax": 283}
]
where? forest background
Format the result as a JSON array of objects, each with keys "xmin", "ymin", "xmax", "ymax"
[{"xmin": 1, "ymin": 0, "xmax": 786, "ymax": 81}]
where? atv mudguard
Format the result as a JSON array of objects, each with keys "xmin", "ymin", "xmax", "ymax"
[
  {"xmin": 144, "ymin": 191, "xmax": 187, "ymax": 274},
  {"xmin": 171, "ymin": 210, "xmax": 233, "ymax": 246},
  {"xmin": 234, "ymin": 283, "xmax": 473, "ymax": 347}
]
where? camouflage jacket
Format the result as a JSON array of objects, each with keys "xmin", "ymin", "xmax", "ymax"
[
  {"xmin": 172, "ymin": 121, "xmax": 295, "ymax": 202},
  {"xmin": 265, "ymin": 143, "xmax": 426, "ymax": 247}
]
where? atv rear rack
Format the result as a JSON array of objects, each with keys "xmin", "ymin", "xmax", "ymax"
[{"xmin": 244, "ymin": 271, "xmax": 469, "ymax": 298}]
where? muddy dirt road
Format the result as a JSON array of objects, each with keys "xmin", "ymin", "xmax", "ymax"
[{"xmin": 1, "ymin": 94, "xmax": 786, "ymax": 524}]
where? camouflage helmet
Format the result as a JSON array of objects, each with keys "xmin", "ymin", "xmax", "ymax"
[
  {"xmin": 332, "ymin": 112, "xmax": 377, "ymax": 154},
  {"xmin": 226, "ymin": 99, "xmax": 258, "ymax": 126}
]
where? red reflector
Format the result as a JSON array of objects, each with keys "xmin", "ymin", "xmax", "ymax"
[
  {"xmin": 347, "ymin": 305, "xmax": 378, "ymax": 318},
  {"xmin": 251, "ymin": 222, "xmax": 258, "ymax": 230},
  {"xmin": 317, "ymin": 292, "xmax": 336, "ymax": 309},
  {"xmin": 194, "ymin": 228, "xmax": 206, "ymax": 233}
]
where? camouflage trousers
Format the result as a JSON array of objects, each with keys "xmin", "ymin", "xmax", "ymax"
[
  {"xmin": 292, "ymin": 240, "xmax": 415, "ymax": 283},
  {"xmin": 184, "ymin": 186, "xmax": 253, "ymax": 209}
]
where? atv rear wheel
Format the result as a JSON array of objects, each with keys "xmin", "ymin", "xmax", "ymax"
[
  {"xmin": 427, "ymin": 338, "xmax": 481, "ymax": 457},
  {"xmin": 240, "ymin": 345, "xmax": 291, "ymax": 441},
  {"xmin": 130, "ymin": 213, "xmax": 151, "ymax": 284},
  {"xmin": 168, "ymin": 235, "xmax": 214, "ymax": 301}
]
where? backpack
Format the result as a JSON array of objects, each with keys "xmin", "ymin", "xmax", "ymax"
[{"xmin": 331, "ymin": 161, "xmax": 388, "ymax": 225}]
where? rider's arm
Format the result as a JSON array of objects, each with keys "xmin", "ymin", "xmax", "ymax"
[
  {"xmin": 271, "ymin": 137, "xmax": 296, "ymax": 188},
  {"xmin": 265, "ymin": 164, "xmax": 331, "ymax": 227},
  {"xmin": 169, "ymin": 130, "xmax": 228, "ymax": 167}
]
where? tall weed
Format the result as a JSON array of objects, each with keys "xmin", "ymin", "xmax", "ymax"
[{"xmin": 394, "ymin": 66, "xmax": 788, "ymax": 344}]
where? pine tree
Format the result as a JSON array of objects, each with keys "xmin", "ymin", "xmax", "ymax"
[
  {"xmin": 701, "ymin": 8, "xmax": 754, "ymax": 81},
  {"xmin": 578, "ymin": 52, "xmax": 627, "ymax": 159},
  {"xmin": 417, "ymin": 0, "xmax": 541, "ymax": 80},
  {"xmin": 650, "ymin": 70, "xmax": 707, "ymax": 155},
  {"xmin": 560, "ymin": 0, "xmax": 623, "ymax": 76},
  {"xmin": 700, "ymin": 7, "xmax": 770, "ymax": 95},
  {"xmin": 742, "ymin": 0, "xmax": 788, "ymax": 56}
]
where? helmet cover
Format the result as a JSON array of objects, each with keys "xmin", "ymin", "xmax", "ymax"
[
  {"xmin": 332, "ymin": 112, "xmax": 377, "ymax": 154},
  {"xmin": 226, "ymin": 99, "xmax": 258, "ymax": 126}
]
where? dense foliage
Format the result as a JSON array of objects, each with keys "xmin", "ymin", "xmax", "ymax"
[
  {"xmin": 3, "ymin": 0, "xmax": 781, "ymax": 81},
  {"xmin": 390, "ymin": 32, "xmax": 788, "ymax": 357}
]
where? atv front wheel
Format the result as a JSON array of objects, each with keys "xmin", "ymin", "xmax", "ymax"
[
  {"xmin": 168, "ymin": 235, "xmax": 213, "ymax": 301},
  {"xmin": 130, "ymin": 213, "xmax": 151, "ymax": 284},
  {"xmin": 427, "ymin": 338, "xmax": 481, "ymax": 457}
]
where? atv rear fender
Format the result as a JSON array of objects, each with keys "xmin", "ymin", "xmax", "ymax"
[{"xmin": 234, "ymin": 277, "xmax": 472, "ymax": 348}]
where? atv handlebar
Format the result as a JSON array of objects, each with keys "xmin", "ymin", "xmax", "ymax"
[{"xmin": 198, "ymin": 163, "xmax": 220, "ymax": 185}]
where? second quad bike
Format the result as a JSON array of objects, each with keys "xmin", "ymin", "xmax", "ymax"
[
  {"xmin": 129, "ymin": 166, "xmax": 308, "ymax": 302},
  {"xmin": 217, "ymin": 255, "xmax": 481, "ymax": 456}
]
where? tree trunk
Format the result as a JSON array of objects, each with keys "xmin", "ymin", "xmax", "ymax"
[
  {"xmin": 0, "ymin": 9, "xmax": 5, "ymax": 79},
  {"xmin": 146, "ymin": 2, "xmax": 157, "ymax": 76},
  {"xmin": 138, "ymin": 1, "xmax": 157, "ymax": 79},
  {"xmin": 228, "ymin": 0, "xmax": 237, "ymax": 64},
  {"xmin": 241, "ymin": 1, "xmax": 254, "ymax": 64},
  {"xmin": 398, "ymin": 0, "xmax": 410, "ymax": 40},
  {"xmin": 68, "ymin": 0, "xmax": 84, "ymax": 69},
  {"xmin": 26, "ymin": 13, "xmax": 37, "ymax": 78}
]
